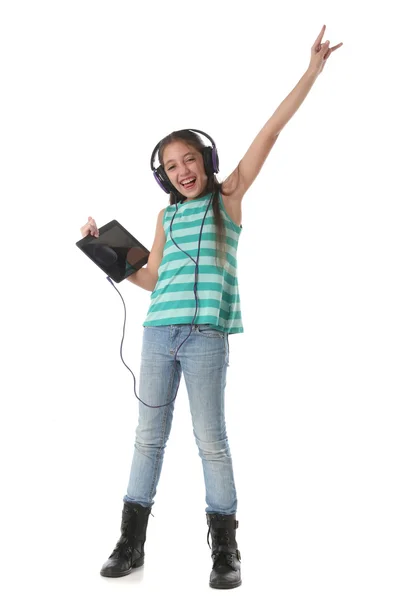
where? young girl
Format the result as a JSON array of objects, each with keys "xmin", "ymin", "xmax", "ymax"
[{"xmin": 80, "ymin": 25, "xmax": 342, "ymax": 590}]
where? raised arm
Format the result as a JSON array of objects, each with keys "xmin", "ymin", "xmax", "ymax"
[{"xmin": 223, "ymin": 25, "xmax": 343, "ymax": 201}]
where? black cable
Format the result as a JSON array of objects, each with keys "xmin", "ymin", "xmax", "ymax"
[
  {"xmin": 106, "ymin": 192, "xmax": 213, "ymax": 409},
  {"xmin": 169, "ymin": 193, "xmax": 213, "ymax": 361},
  {"xmin": 106, "ymin": 276, "xmax": 182, "ymax": 408}
]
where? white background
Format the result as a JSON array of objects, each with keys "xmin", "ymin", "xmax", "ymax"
[{"xmin": 1, "ymin": 1, "xmax": 392, "ymax": 598}]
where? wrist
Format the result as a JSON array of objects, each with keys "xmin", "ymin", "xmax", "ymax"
[{"xmin": 306, "ymin": 64, "xmax": 320, "ymax": 80}]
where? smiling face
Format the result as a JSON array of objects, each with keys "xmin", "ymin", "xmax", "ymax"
[{"xmin": 162, "ymin": 141, "xmax": 208, "ymax": 200}]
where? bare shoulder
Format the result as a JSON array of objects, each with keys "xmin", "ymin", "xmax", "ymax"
[
  {"xmin": 158, "ymin": 206, "xmax": 166, "ymax": 223},
  {"xmin": 155, "ymin": 207, "xmax": 167, "ymax": 238}
]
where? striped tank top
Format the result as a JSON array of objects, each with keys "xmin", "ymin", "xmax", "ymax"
[{"xmin": 143, "ymin": 192, "xmax": 243, "ymax": 334}]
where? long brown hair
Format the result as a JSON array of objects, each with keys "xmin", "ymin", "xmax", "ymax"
[{"xmin": 157, "ymin": 130, "xmax": 226, "ymax": 266}]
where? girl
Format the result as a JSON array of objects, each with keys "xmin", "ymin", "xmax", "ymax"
[{"xmin": 80, "ymin": 25, "xmax": 342, "ymax": 590}]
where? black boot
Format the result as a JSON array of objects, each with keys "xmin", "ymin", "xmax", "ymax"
[
  {"xmin": 100, "ymin": 501, "xmax": 152, "ymax": 577},
  {"xmin": 206, "ymin": 513, "xmax": 242, "ymax": 589}
]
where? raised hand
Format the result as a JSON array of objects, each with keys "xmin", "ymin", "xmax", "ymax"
[{"xmin": 309, "ymin": 25, "xmax": 343, "ymax": 76}]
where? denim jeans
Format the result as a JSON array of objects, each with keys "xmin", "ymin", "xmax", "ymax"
[{"xmin": 123, "ymin": 324, "xmax": 237, "ymax": 515}]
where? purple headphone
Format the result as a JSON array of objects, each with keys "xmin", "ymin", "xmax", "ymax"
[{"xmin": 150, "ymin": 129, "xmax": 219, "ymax": 194}]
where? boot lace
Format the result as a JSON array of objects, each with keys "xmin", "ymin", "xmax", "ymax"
[
  {"xmin": 110, "ymin": 533, "xmax": 144, "ymax": 560},
  {"xmin": 207, "ymin": 522, "xmax": 238, "ymax": 570},
  {"xmin": 109, "ymin": 508, "xmax": 142, "ymax": 560}
]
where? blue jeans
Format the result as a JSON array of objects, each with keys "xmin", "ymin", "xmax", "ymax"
[{"xmin": 123, "ymin": 324, "xmax": 237, "ymax": 515}]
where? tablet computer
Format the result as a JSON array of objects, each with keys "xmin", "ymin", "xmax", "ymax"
[{"xmin": 76, "ymin": 219, "xmax": 150, "ymax": 283}]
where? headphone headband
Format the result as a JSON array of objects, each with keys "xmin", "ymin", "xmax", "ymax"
[{"xmin": 150, "ymin": 129, "xmax": 217, "ymax": 171}]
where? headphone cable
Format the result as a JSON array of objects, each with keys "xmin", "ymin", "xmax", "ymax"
[{"xmin": 106, "ymin": 192, "xmax": 213, "ymax": 408}]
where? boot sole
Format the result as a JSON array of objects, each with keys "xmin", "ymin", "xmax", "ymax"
[
  {"xmin": 100, "ymin": 557, "xmax": 144, "ymax": 577},
  {"xmin": 209, "ymin": 580, "xmax": 242, "ymax": 589}
]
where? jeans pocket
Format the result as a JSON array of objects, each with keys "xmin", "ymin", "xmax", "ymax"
[{"xmin": 197, "ymin": 324, "xmax": 225, "ymax": 339}]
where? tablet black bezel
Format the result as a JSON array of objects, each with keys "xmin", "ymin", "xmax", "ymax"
[{"xmin": 76, "ymin": 219, "xmax": 150, "ymax": 283}]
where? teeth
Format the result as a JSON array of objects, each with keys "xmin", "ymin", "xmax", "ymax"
[{"xmin": 182, "ymin": 178, "xmax": 195, "ymax": 185}]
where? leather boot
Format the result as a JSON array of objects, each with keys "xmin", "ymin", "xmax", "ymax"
[
  {"xmin": 206, "ymin": 513, "xmax": 242, "ymax": 589},
  {"xmin": 100, "ymin": 501, "xmax": 152, "ymax": 577}
]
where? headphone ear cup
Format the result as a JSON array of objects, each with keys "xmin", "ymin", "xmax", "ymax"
[
  {"xmin": 154, "ymin": 165, "xmax": 173, "ymax": 194},
  {"xmin": 203, "ymin": 146, "xmax": 219, "ymax": 176},
  {"xmin": 212, "ymin": 147, "xmax": 219, "ymax": 174},
  {"xmin": 202, "ymin": 147, "xmax": 213, "ymax": 177}
]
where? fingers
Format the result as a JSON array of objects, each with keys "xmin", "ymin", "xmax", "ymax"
[
  {"xmin": 312, "ymin": 25, "xmax": 343, "ymax": 56},
  {"xmin": 323, "ymin": 39, "xmax": 343, "ymax": 60},
  {"xmin": 80, "ymin": 216, "xmax": 99, "ymax": 238},
  {"xmin": 312, "ymin": 24, "xmax": 326, "ymax": 49},
  {"xmin": 329, "ymin": 42, "xmax": 343, "ymax": 53},
  {"xmin": 88, "ymin": 216, "xmax": 99, "ymax": 237}
]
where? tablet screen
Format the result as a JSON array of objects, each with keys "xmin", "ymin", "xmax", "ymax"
[{"xmin": 76, "ymin": 220, "xmax": 150, "ymax": 283}]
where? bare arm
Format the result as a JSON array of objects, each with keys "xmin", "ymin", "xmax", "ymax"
[
  {"xmin": 222, "ymin": 68, "xmax": 319, "ymax": 201},
  {"xmin": 223, "ymin": 25, "xmax": 343, "ymax": 201},
  {"xmin": 127, "ymin": 208, "xmax": 166, "ymax": 292}
]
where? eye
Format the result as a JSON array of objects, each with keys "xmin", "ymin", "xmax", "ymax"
[
  {"xmin": 167, "ymin": 165, "xmax": 175, "ymax": 171},
  {"xmin": 186, "ymin": 157, "xmax": 195, "ymax": 162}
]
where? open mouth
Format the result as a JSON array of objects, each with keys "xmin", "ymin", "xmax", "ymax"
[{"xmin": 181, "ymin": 178, "xmax": 196, "ymax": 190}]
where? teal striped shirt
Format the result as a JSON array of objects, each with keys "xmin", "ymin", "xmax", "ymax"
[{"xmin": 143, "ymin": 192, "xmax": 244, "ymax": 334}]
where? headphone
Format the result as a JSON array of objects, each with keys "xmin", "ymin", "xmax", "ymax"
[{"xmin": 150, "ymin": 129, "xmax": 220, "ymax": 195}]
